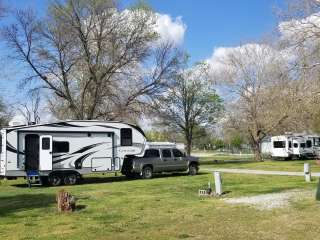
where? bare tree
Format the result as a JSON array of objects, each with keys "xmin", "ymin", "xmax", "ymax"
[
  {"xmin": 154, "ymin": 63, "xmax": 223, "ymax": 155},
  {"xmin": 18, "ymin": 90, "xmax": 41, "ymax": 124},
  {"xmin": 213, "ymin": 44, "xmax": 301, "ymax": 161},
  {"xmin": 2, "ymin": 0, "xmax": 181, "ymax": 121}
]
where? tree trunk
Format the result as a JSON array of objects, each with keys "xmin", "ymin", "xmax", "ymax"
[
  {"xmin": 252, "ymin": 141, "xmax": 262, "ymax": 161},
  {"xmin": 185, "ymin": 135, "xmax": 192, "ymax": 156},
  {"xmin": 56, "ymin": 190, "xmax": 76, "ymax": 212}
]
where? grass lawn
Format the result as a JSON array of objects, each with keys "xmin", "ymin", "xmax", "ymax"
[
  {"xmin": 200, "ymin": 156, "xmax": 320, "ymax": 172},
  {"xmin": 1, "ymin": 171, "xmax": 320, "ymax": 240}
]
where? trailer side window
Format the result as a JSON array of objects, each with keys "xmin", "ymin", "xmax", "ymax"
[
  {"xmin": 306, "ymin": 140, "xmax": 312, "ymax": 148},
  {"xmin": 273, "ymin": 141, "xmax": 285, "ymax": 148},
  {"xmin": 288, "ymin": 141, "xmax": 292, "ymax": 148},
  {"xmin": 53, "ymin": 141, "xmax": 69, "ymax": 153},
  {"xmin": 42, "ymin": 137, "xmax": 50, "ymax": 150},
  {"xmin": 121, "ymin": 128, "xmax": 132, "ymax": 146},
  {"xmin": 294, "ymin": 143, "xmax": 298, "ymax": 148}
]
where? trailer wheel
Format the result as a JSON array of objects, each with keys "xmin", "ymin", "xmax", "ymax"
[
  {"xmin": 63, "ymin": 173, "xmax": 78, "ymax": 185},
  {"xmin": 188, "ymin": 163, "xmax": 198, "ymax": 176},
  {"xmin": 142, "ymin": 166, "xmax": 153, "ymax": 179},
  {"xmin": 48, "ymin": 174, "xmax": 62, "ymax": 186}
]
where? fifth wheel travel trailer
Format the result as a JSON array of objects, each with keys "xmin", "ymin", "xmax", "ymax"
[
  {"xmin": 0, "ymin": 120, "xmax": 148, "ymax": 186},
  {"xmin": 270, "ymin": 134, "xmax": 317, "ymax": 159}
]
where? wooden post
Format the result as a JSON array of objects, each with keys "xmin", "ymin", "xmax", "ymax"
[
  {"xmin": 214, "ymin": 171, "xmax": 223, "ymax": 196},
  {"xmin": 304, "ymin": 163, "xmax": 311, "ymax": 182}
]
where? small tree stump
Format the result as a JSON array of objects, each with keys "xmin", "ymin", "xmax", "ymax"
[{"xmin": 56, "ymin": 189, "xmax": 76, "ymax": 212}]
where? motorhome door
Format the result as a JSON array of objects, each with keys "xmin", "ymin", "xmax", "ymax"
[{"xmin": 39, "ymin": 135, "xmax": 53, "ymax": 171}]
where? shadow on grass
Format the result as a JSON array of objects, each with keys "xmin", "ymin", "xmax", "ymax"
[
  {"xmin": 11, "ymin": 172, "xmax": 207, "ymax": 188},
  {"xmin": 79, "ymin": 172, "xmax": 208, "ymax": 185},
  {"xmin": 0, "ymin": 193, "xmax": 56, "ymax": 216}
]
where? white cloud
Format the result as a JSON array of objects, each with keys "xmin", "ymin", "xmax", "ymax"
[{"xmin": 155, "ymin": 13, "xmax": 187, "ymax": 45}]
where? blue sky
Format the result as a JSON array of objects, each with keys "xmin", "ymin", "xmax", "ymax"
[
  {"xmin": 6, "ymin": 0, "xmax": 283, "ymax": 62},
  {"xmin": 0, "ymin": 0, "xmax": 284, "ymax": 114}
]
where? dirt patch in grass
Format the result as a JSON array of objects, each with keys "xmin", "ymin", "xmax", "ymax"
[{"xmin": 224, "ymin": 190, "xmax": 313, "ymax": 210}]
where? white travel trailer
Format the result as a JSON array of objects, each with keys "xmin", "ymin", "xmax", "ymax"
[
  {"xmin": 270, "ymin": 135, "xmax": 315, "ymax": 159},
  {"xmin": 0, "ymin": 120, "xmax": 147, "ymax": 185}
]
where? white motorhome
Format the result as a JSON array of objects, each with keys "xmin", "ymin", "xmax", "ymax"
[{"xmin": 0, "ymin": 120, "xmax": 147, "ymax": 185}]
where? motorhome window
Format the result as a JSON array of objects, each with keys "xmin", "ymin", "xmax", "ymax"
[
  {"xmin": 144, "ymin": 149, "xmax": 160, "ymax": 158},
  {"xmin": 161, "ymin": 149, "xmax": 172, "ymax": 158},
  {"xmin": 121, "ymin": 128, "xmax": 132, "ymax": 146},
  {"xmin": 294, "ymin": 143, "xmax": 298, "ymax": 148},
  {"xmin": 173, "ymin": 149, "xmax": 184, "ymax": 157},
  {"xmin": 289, "ymin": 141, "xmax": 292, "ymax": 148},
  {"xmin": 53, "ymin": 141, "xmax": 69, "ymax": 153},
  {"xmin": 300, "ymin": 143, "xmax": 306, "ymax": 148},
  {"xmin": 306, "ymin": 140, "xmax": 312, "ymax": 148},
  {"xmin": 42, "ymin": 137, "xmax": 50, "ymax": 150},
  {"xmin": 273, "ymin": 141, "xmax": 285, "ymax": 148}
]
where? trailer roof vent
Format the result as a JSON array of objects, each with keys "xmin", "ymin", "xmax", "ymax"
[{"xmin": 8, "ymin": 120, "xmax": 26, "ymax": 127}]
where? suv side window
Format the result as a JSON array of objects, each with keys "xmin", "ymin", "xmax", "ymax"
[
  {"xmin": 144, "ymin": 149, "xmax": 160, "ymax": 158},
  {"xmin": 161, "ymin": 149, "xmax": 172, "ymax": 158},
  {"xmin": 172, "ymin": 149, "xmax": 184, "ymax": 157}
]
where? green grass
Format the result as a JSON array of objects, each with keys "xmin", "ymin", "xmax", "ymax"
[
  {"xmin": 200, "ymin": 157, "xmax": 320, "ymax": 172},
  {"xmin": 1, "ymin": 171, "xmax": 320, "ymax": 240}
]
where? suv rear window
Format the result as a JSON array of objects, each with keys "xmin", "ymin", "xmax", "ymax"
[
  {"xmin": 172, "ymin": 149, "xmax": 184, "ymax": 157},
  {"xmin": 144, "ymin": 149, "xmax": 160, "ymax": 158}
]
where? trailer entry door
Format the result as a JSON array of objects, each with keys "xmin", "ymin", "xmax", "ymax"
[
  {"xmin": 25, "ymin": 134, "xmax": 40, "ymax": 171},
  {"xmin": 39, "ymin": 135, "xmax": 53, "ymax": 171}
]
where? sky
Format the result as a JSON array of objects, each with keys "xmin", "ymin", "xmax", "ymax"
[
  {"xmin": 0, "ymin": 0, "xmax": 285, "ymax": 122},
  {"xmin": 5, "ymin": 0, "xmax": 283, "ymax": 62}
]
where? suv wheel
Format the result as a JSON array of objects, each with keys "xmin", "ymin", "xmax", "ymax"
[
  {"xmin": 188, "ymin": 163, "xmax": 198, "ymax": 176},
  {"xmin": 142, "ymin": 166, "xmax": 153, "ymax": 179}
]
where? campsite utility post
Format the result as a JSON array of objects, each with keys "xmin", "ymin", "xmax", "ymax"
[
  {"xmin": 214, "ymin": 171, "xmax": 223, "ymax": 195},
  {"xmin": 304, "ymin": 163, "xmax": 311, "ymax": 182}
]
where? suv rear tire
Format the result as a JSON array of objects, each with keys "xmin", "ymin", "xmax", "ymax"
[
  {"xmin": 188, "ymin": 163, "xmax": 198, "ymax": 176},
  {"xmin": 142, "ymin": 166, "xmax": 153, "ymax": 179}
]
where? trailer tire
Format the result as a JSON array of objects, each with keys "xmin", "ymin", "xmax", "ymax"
[
  {"xmin": 63, "ymin": 173, "xmax": 78, "ymax": 185},
  {"xmin": 142, "ymin": 166, "xmax": 153, "ymax": 179},
  {"xmin": 48, "ymin": 173, "xmax": 62, "ymax": 186}
]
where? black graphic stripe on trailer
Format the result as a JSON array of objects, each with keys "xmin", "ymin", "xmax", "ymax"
[
  {"xmin": 52, "ymin": 142, "xmax": 108, "ymax": 164},
  {"xmin": 6, "ymin": 141, "xmax": 25, "ymax": 155},
  {"xmin": 71, "ymin": 142, "xmax": 106, "ymax": 154},
  {"xmin": 74, "ymin": 151, "xmax": 98, "ymax": 169}
]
